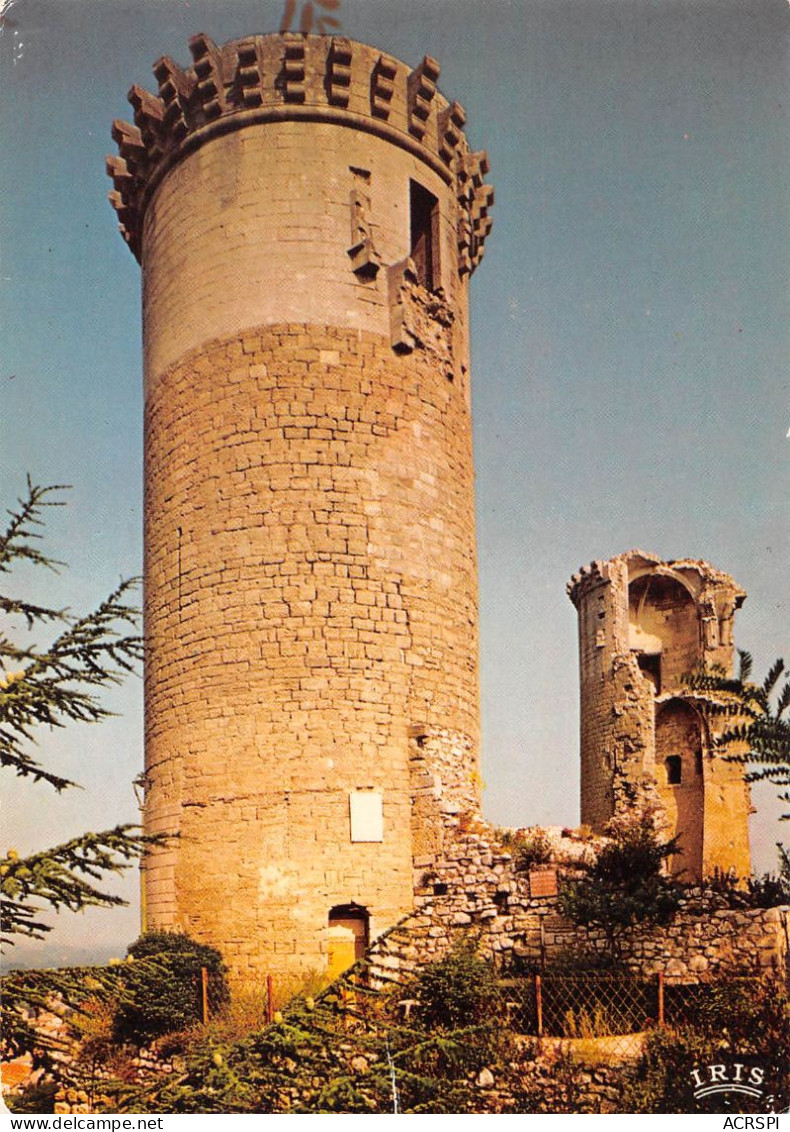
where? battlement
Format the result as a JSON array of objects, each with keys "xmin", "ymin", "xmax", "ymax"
[
  {"xmin": 107, "ymin": 33, "xmax": 494, "ymax": 268},
  {"xmin": 567, "ymin": 548, "xmax": 746, "ymax": 610}
]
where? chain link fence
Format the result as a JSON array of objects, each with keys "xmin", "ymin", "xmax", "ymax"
[{"xmin": 492, "ymin": 973, "xmax": 766, "ymax": 1059}]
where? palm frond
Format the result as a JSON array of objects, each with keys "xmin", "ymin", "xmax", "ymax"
[
  {"xmin": 762, "ymin": 658, "xmax": 786, "ymax": 699},
  {"xmin": 738, "ymin": 650, "xmax": 753, "ymax": 683}
]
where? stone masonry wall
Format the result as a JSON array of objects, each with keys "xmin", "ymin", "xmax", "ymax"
[
  {"xmin": 409, "ymin": 728, "xmax": 479, "ymax": 865},
  {"xmin": 111, "ymin": 31, "xmax": 494, "ymax": 981},
  {"xmin": 143, "ymin": 322, "xmax": 479, "ymax": 977},
  {"xmin": 567, "ymin": 551, "xmax": 752, "ymax": 880},
  {"xmin": 366, "ymin": 816, "xmax": 790, "ymax": 989}
]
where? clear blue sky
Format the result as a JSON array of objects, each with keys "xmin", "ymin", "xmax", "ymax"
[{"xmin": 2, "ymin": 0, "xmax": 788, "ymax": 967}]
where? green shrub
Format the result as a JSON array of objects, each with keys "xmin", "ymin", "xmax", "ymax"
[
  {"xmin": 699, "ymin": 864, "xmax": 790, "ymax": 910},
  {"xmin": 746, "ymin": 871, "xmax": 790, "ymax": 907},
  {"xmin": 622, "ymin": 979, "xmax": 790, "ymax": 1113},
  {"xmin": 559, "ymin": 813, "xmax": 681, "ymax": 959},
  {"xmin": 512, "ymin": 828, "xmax": 553, "ymax": 872},
  {"xmin": 113, "ymin": 930, "xmax": 229, "ymax": 1044},
  {"xmin": 411, "ymin": 944, "xmax": 499, "ymax": 1030}
]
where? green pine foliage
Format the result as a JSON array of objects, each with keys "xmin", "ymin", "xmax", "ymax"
[
  {"xmin": 0, "ymin": 480, "xmax": 143, "ymax": 791},
  {"xmin": 1, "ymin": 964, "xmax": 125, "ymax": 1066},
  {"xmin": 0, "ymin": 479, "xmax": 169, "ymax": 1072},
  {"xmin": 1, "ymin": 829, "xmax": 150, "ymax": 941},
  {"xmin": 116, "ymin": 948, "xmax": 513, "ymax": 1114},
  {"xmin": 1, "ymin": 480, "xmax": 152, "ymax": 945}
]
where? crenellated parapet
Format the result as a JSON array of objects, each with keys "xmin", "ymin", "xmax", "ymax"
[
  {"xmin": 567, "ymin": 549, "xmax": 746, "ymax": 620},
  {"xmin": 107, "ymin": 33, "xmax": 493, "ymax": 268},
  {"xmin": 566, "ymin": 557, "xmax": 613, "ymax": 608}
]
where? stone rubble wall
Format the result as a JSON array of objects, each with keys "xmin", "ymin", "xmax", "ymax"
[
  {"xmin": 487, "ymin": 1050, "xmax": 641, "ymax": 1115},
  {"xmin": 367, "ymin": 815, "xmax": 790, "ymax": 988}
]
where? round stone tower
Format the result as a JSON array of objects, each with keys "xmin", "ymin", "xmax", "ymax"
[
  {"xmin": 107, "ymin": 33, "xmax": 493, "ymax": 977},
  {"xmin": 567, "ymin": 550, "xmax": 751, "ymax": 881}
]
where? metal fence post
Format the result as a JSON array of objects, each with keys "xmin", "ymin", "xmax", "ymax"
[
  {"xmin": 201, "ymin": 966, "xmax": 209, "ymax": 1025},
  {"xmin": 535, "ymin": 973, "xmax": 543, "ymax": 1037},
  {"xmin": 657, "ymin": 971, "xmax": 665, "ymax": 1027},
  {"xmin": 266, "ymin": 973, "xmax": 275, "ymax": 1024}
]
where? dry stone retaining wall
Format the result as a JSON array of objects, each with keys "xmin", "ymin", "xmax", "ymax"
[{"xmin": 367, "ymin": 816, "xmax": 790, "ymax": 987}]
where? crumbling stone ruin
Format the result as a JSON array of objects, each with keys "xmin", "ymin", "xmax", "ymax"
[
  {"xmin": 108, "ymin": 32, "xmax": 493, "ymax": 979},
  {"xmin": 567, "ymin": 550, "xmax": 752, "ymax": 881}
]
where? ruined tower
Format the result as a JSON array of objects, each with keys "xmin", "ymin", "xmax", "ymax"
[
  {"xmin": 567, "ymin": 551, "xmax": 751, "ymax": 881},
  {"xmin": 107, "ymin": 33, "xmax": 493, "ymax": 976}
]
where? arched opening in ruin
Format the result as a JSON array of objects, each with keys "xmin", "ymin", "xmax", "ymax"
[
  {"xmin": 326, "ymin": 903, "xmax": 369, "ymax": 980},
  {"xmin": 655, "ymin": 699, "xmax": 705, "ymax": 880},
  {"xmin": 628, "ymin": 572, "xmax": 700, "ymax": 693}
]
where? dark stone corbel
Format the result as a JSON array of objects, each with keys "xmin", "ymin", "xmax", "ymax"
[
  {"xmin": 370, "ymin": 54, "xmax": 398, "ymax": 120},
  {"xmin": 189, "ymin": 33, "xmax": 229, "ymax": 120},
  {"xmin": 281, "ymin": 35, "xmax": 306, "ymax": 103},
  {"xmin": 438, "ymin": 101, "xmax": 466, "ymax": 166},
  {"xmin": 327, "ymin": 37, "xmax": 352, "ymax": 108},
  {"xmin": 128, "ymin": 84, "xmax": 165, "ymax": 166},
  {"xmin": 235, "ymin": 40, "xmax": 265, "ymax": 108},
  {"xmin": 153, "ymin": 55, "xmax": 196, "ymax": 142},
  {"xmin": 408, "ymin": 55, "xmax": 440, "ymax": 141}
]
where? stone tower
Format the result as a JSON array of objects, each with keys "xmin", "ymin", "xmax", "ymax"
[
  {"xmin": 107, "ymin": 33, "xmax": 493, "ymax": 977},
  {"xmin": 567, "ymin": 550, "xmax": 751, "ymax": 881}
]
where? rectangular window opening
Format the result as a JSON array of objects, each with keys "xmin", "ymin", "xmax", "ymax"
[
  {"xmin": 666, "ymin": 755, "xmax": 682, "ymax": 785},
  {"xmin": 410, "ymin": 180, "xmax": 440, "ymax": 292},
  {"xmin": 637, "ymin": 652, "xmax": 661, "ymax": 694}
]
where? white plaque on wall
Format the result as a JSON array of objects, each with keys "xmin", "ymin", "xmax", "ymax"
[{"xmin": 349, "ymin": 791, "xmax": 384, "ymax": 842}]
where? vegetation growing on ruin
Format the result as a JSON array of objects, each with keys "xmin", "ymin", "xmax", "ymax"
[
  {"xmin": 508, "ymin": 828, "xmax": 553, "ymax": 872},
  {"xmin": 558, "ymin": 814, "xmax": 681, "ymax": 958},
  {"xmin": 700, "ymin": 860, "xmax": 790, "ymax": 909}
]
